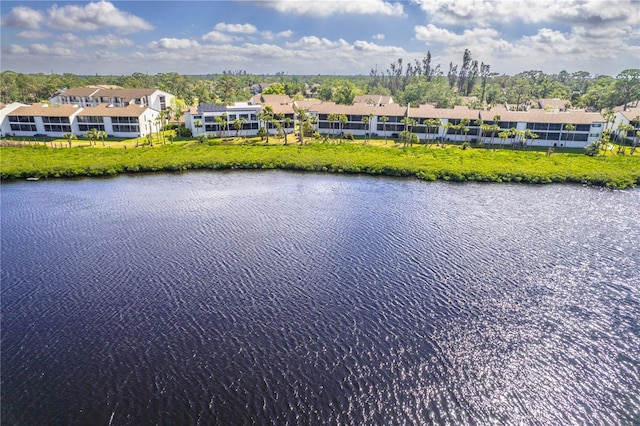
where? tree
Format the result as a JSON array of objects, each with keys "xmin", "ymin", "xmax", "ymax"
[
  {"xmin": 498, "ymin": 130, "xmax": 510, "ymax": 149},
  {"xmin": 380, "ymin": 116, "xmax": 389, "ymax": 144},
  {"xmin": 617, "ymin": 123, "xmax": 634, "ymax": 148},
  {"xmin": 216, "ymin": 74, "xmax": 241, "ymax": 103},
  {"xmin": 424, "ymin": 118, "xmax": 443, "ymax": 145},
  {"xmin": 233, "ymin": 118, "xmax": 242, "ymax": 138},
  {"xmin": 399, "ymin": 130, "xmax": 418, "ymax": 147},
  {"xmin": 63, "ymin": 132, "xmax": 76, "ymax": 148},
  {"xmin": 362, "ymin": 114, "xmax": 371, "ymax": 144},
  {"xmin": 479, "ymin": 62, "xmax": 491, "ymax": 104},
  {"xmin": 334, "ymin": 80, "xmax": 357, "ymax": 104},
  {"xmin": 193, "ymin": 119, "xmax": 203, "ymax": 136},
  {"xmin": 215, "ymin": 115, "xmax": 226, "ymax": 138},
  {"xmin": 98, "ymin": 130, "xmax": 107, "ymax": 146},
  {"xmin": 564, "ymin": 123, "xmax": 575, "ymax": 146},
  {"xmin": 339, "ymin": 114, "xmax": 348, "ymax": 140},
  {"xmin": 86, "ymin": 128, "xmax": 98, "ymax": 147},
  {"xmin": 603, "ymin": 110, "xmax": 616, "ymax": 132},
  {"xmin": 258, "ymin": 106, "xmax": 273, "ymax": 144},
  {"xmin": 294, "ymin": 106, "xmax": 309, "ymax": 145},
  {"xmin": 615, "ymin": 69, "xmax": 640, "ymax": 110},
  {"xmin": 474, "ymin": 119, "xmax": 483, "ymax": 144},
  {"xmin": 328, "ymin": 113, "xmax": 338, "ymax": 140},
  {"xmin": 524, "ymin": 129, "xmax": 539, "ymax": 149},
  {"xmin": 459, "ymin": 118, "xmax": 471, "ymax": 143}
]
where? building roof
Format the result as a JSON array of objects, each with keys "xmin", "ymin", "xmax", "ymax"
[
  {"xmin": 252, "ymin": 94, "xmax": 292, "ymax": 105},
  {"xmin": 94, "ymin": 88, "xmax": 158, "ymax": 101},
  {"xmin": 57, "ymin": 87, "xmax": 102, "ymax": 98},
  {"xmin": 615, "ymin": 106, "xmax": 640, "ymax": 121},
  {"xmin": 352, "ymin": 95, "xmax": 393, "ymax": 106},
  {"xmin": 480, "ymin": 105, "xmax": 604, "ymax": 124},
  {"xmin": 197, "ymin": 104, "xmax": 227, "ymax": 113},
  {"xmin": 537, "ymin": 98, "xmax": 571, "ymax": 110},
  {"xmin": 8, "ymin": 104, "xmax": 82, "ymax": 117},
  {"xmin": 269, "ymin": 103, "xmax": 295, "ymax": 115},
  {"xmin": 409, "ymin": 104, "xmax": 481, "ymax": 120},
  {"xmin": 307, "ymin": 101, "xmax": 406, "ymax": 117},
  {"xmin": 55, "ymin": 87, "xmax": 164, "ymax": 102},
  {"xmin": 77, "ymin": 104, "xmax": 153, "ymax": 117}
]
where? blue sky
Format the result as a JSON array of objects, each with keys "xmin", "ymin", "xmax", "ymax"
[{"xmin": 1, "ymin": 0, "xmax": 638, "ymax": 77}]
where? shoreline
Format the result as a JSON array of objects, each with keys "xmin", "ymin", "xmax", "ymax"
[{"xmin": 2, "ymin": 143, "xmax": 639, "ymax": 189}]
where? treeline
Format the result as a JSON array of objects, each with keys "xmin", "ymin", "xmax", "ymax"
[{"xmin": 1, "ymin": 57, "xmax": 638, "ymax": 111}]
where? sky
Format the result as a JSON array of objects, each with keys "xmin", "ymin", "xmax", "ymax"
[{"xmin": 1, "ymin": 0, "xmax": 639, "ymax": 77}]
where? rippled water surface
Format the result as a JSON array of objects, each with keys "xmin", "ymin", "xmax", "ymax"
[{"xmin": 2, "ymin": 171, "xmax": 639, "ymax": 425}]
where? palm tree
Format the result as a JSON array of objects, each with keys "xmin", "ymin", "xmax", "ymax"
[
  {"xmin": 294, "ymin": 106, "xmax": 308, "ymax": 145},
  {"xmin": 524, "ymin": 129, "xmax": 538, "ymax": 149},
  {"xmin": 487, "ymin": 124, "xmax": 500, "ymax": 150},
  {"xmin": 443, "ymin": 122, "xmax": 454, "ymax": 147},
  {"xmin": 193, "ymin": 119, "xmax": 203, "ymax": 137},
  {"xmin": 327, "ymin": 113, "xmax": 338, "ymax": 140},
  {"xmin": 221, "ymin": 112, "xmax": 230, "ymax": 137},
  {"xmin": 460, "ymin": 118, "xmax": 471, "ymax": 143},
  {"xmin": 259, "ymin": 106, "xmax": 273, "ymax": 143},
  {"xmin": 474, "ymin": 118, "xmax": 483, "ymax": 144},
  {"xmin": 63, "ymin": 132, "xmax": 76, "ymax": 148},
  {"xmin": 380, "ymin": 116, "xmax": 389, "ymax": 144},
  {"xmin": 86, "ymin": 128, "xmax": 98, "ymax": 147},
  {"xmin": 215, "ymin": 116, "xmax": 225, "ymax": 139},
  {"xmin": 239, "ymin": 117, "xmax": 248, "ymax": 139},
  {"xmin": 155, "ymin": 116, "xmax": 164, "ymax": 144},
  {"xmin": 423, "ymin": 118, "xmax": 437, "ymax": 146},
  {"xmin": 339, "ymin": 114, "xmax": 348, "ymax": 141},
  {"xmin": 498, "ymin": 130, "xmax": 510, "ymax": 149},
  {"xmin": 564, "ymin": 123, "xmax": 575, "ymax": 146},
  {"xmin": 233, "ymin": 118, "xmax": 242, "ymax": 138},
  {"xmin": 98, "ymin": 130, "xmax": 107, "ymax": 146},
  {"xmin": 617, "ymin": 123, "xmax": 634, "ymax": 153},
  {"xmin": 362, "ymin": 115, "xmax": 371, "ymax": 144}
]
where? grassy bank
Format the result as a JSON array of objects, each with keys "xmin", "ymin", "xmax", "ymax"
[{"xmin": 2, "ymin": 142, "xmax": 639, "ymax": 189}]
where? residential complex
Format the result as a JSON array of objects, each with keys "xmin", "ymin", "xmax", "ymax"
[
  {"xmin": 1, "ymin": 86, "xmax": 636, "ymax": 148},
  {"xmin": 184, "ymin": 95, "xmax": 610, "ymax": 148}
]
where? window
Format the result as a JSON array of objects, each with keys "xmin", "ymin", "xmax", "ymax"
[
  {"xmin": 10, "ymin": 116, "xmax": 35, "ymax": 123},
  {"xmin": 112, "ymin": 125, "xmax": 139, "ymax": 133},
  {"xmin": 10, "ymin": 123, "xmax": 37, "ymax": 131},
  {"xmin": 575, "ymin": 124, "xmax": 590, "ymax": 132}
]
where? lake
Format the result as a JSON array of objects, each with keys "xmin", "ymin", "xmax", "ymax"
[{"xmin": 1, "ymin": 171, "xmax": 639, "ymax": 425}]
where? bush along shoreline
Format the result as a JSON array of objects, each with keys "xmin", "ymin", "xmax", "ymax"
[{"xmin": 1, "ymin": 143, "xmax": 639, "ymax": 189}]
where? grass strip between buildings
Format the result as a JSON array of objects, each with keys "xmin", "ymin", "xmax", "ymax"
[{"xmin": 2, "ymin": 143, "xmax": 639, "ymax": 189}]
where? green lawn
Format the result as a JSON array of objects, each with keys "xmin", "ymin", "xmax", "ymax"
[{"xmin": 2, "ymin": 142, "xmax": 639, "ymax": 189}]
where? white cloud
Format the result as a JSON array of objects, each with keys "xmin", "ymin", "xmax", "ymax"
[
  {"xmin": 6, "ymin": 44, "xmax": 29, "ymax": 55},
  {"xmin": 86, "ymin": 34, "xmax": 134, "ymax": 48},
  {"xmin": 256, "ymin": 0, "xmax": 405, "ymax": 17},
  {"xmin": 277, "ymin": 30, "xmax": 294, "ymax": 38},
  {"xmin": 202, "ymin": 31, "xmax": 237, "ymax": 43},
  {"xmin": 0, "ymin": 6, "xmax": 44, "ymax": 29},
  {"xmin": 412, "ymin": 0, "xmax": 640, "ymax": 27},
  {"xmin": 214, "ymin": 22, "xmax": 258, "ymax": 34},
  {"xmin": 27, "ymin": 43, "xmax": 77, "ymax": 58},
  {"xmin": 373, "ymin": 34, "xmax": 385, "ymax": 40},
  {"xmin": 150, "ymin": 38, "xmax": 201, "ymax": 50},
  {"xmin": 58, "ymin": 33, "xmax": 81, "ymax": 43},
  {"xmin": 415, "ymin": 24, "xmax": 501, "ymax": 48},
  {"xmin": 286, "ymin": 36, "xmax": 340, "ymax": 49},
  {"xmin": 46, "ymin": 1, "xmax": 153, "ymax": 34},
  {"xmin": 18, "ymin": 30, "xmax": 52, "ymax": 40}
]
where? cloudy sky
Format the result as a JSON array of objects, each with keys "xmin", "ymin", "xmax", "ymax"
[{"xmin": 1, "ymin": 0, "xmax": 638, "ymax": 77}]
